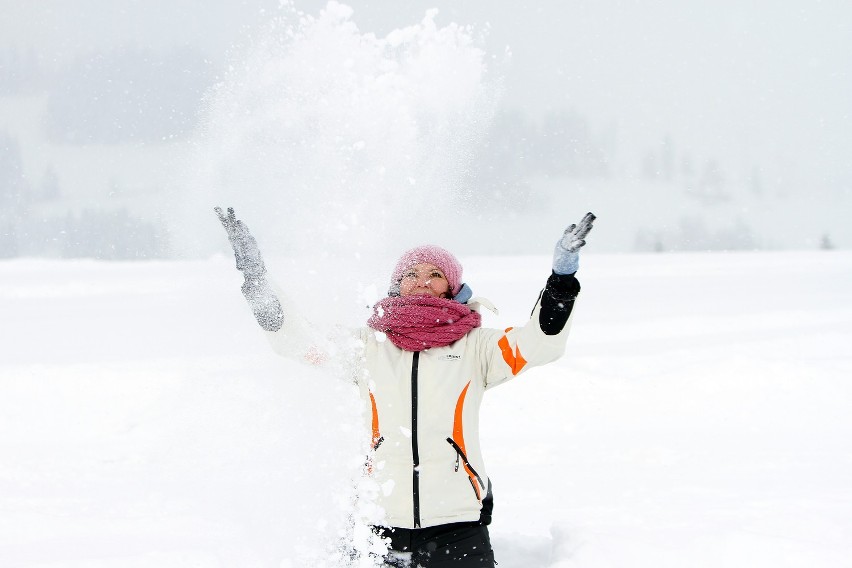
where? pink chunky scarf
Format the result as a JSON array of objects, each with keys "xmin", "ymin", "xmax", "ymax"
[{"xmin": 367, "ymin": 295, "xmax": 481, "ymax": 351}]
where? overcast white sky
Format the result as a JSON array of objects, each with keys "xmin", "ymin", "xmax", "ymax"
[{"xmin": 3, "ymin": 0, "xmax": 851, "ymax": 192}]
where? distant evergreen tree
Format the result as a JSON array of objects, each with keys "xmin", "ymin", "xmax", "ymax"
[
  {"xmin": 60, "ymin": 208, "xmax": 167, "ymax": 259},
  {"xmin": 0, "ymin": 130, "xmax": 26, "ymax": 206},
  {"xmin": 0, "ymin": 46, "xmax": 43, "ymax": 95},
  {"xmin": 681, "ymin": 153, "xmax": 694, "ymax": 180},
  {"xmin": 749, "ymin": 165, "xmax": 764, "ymax": 196},
  {"xmin": 661, "ymin": 134, "xmax": 675, "ymax": 181},
  {"xmin": 0, "ymin": 131, "xmax": 27, "ymax": 257},
  {"xmin": 641, "ymin": 149, "xmax": 658, "ymax": 180},
  {"xmin": 39, "ymin": 166, "xmax": 61, "ymax": 201}
]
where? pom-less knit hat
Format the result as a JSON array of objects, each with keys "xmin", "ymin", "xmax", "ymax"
[{"xmin": 391, "ymin": 245, "xmax": 464, "ymax": 297}]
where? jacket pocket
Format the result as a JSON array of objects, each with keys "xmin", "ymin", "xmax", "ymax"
[{"xmin": 446, "ymin": 437, "xmax": 484, "ymax": 502}]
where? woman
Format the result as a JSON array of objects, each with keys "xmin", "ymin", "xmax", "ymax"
[{"xmin": 216, "ymin": 207, "xmax": 595, "ymax": 567}]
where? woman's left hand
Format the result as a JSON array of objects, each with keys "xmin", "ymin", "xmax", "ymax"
[{"xmin": 553, "ymin": 212, "xmax": 596, "ymax": 274}]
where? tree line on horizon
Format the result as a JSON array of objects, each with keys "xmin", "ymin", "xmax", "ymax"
[{"xmin": 1, "ymin": 45, "xmax": 780, "ymax": 258}]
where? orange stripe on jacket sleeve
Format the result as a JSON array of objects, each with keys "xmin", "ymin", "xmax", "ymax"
[{"xmin": 498, "ymin": 333, "xmax": 528, "ymax": 375}]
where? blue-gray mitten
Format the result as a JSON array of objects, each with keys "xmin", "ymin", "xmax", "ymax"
[{"xmin": 552, "ymin": 212, "xmax": 596, "ymax": 275}]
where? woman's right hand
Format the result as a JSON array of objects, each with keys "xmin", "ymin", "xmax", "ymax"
[
  {"xmin": 215, "ymin": 206, "xmax": 267, "ymax": 280},
  {"xmin": 215, "ymin": 207, "xmax": 284, "ymax": 331}
]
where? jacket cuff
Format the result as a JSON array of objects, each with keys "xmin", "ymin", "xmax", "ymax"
[{"xmin": 538, "ymin": 272, "xmax": 581, "ymax": 336}]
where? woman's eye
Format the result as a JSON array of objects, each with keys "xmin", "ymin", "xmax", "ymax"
[{"xmin": 431, "ymin": 272, "xmax": 444, "ymax": 278}]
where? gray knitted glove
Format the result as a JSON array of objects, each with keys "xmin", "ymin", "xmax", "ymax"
[
  {"xmin": 215, "ymin": 207, "xmax": 284, "ymax": 331},
  {"xmin": 552, "ymin": 212, "xmax": 596, "ymax": 275}
]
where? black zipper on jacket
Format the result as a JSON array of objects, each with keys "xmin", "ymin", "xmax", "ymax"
[
  {"xmin": 410, "ymin": 351, "xmax": 421, "ymax": 528},
  {"xmin": 446, "ymin": 437, "xmax": 485, "ymax": 491}
]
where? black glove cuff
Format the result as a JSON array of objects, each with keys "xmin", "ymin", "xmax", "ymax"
[
  {"xmin": 538, "ymin": 271, "xmax": 581, "ymax": 335},
  {"xmin": 545, "ymin": 271, "xmax": 580, "ymax": 301}
]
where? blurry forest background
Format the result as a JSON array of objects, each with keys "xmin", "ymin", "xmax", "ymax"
[{"xmin": 1, "ymin": 0, "xmax": 850, "ymax": 259}]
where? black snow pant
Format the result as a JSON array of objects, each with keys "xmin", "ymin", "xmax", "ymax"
[{"xmin": 374, "ymin": 521, "xmax": 496, "ymax": 567}]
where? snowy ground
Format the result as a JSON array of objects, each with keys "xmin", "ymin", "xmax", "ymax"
[{"xmin": 2, "ymin": 251, "xmax": 851, "ymax": 567}]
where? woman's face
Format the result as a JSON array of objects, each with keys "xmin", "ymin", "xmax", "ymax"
[{"xmin": 398, "ymin": 263, "xmax": 450, "ymax": 298}]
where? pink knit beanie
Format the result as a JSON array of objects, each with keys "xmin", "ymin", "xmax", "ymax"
[{"xmin": 391, "ymin": 245, "xmax": 464, "ymax": 297}]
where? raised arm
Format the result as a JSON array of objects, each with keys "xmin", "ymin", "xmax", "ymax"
[
  {"xmin": 214, "ymin": 207, "xmax": 284, "ymax": 332},
  {"xmin": 540, "ymin": 211, "xmax": 595, "ymax": 335},
  {"xmin": 481, "ymin": 212, "xmax": 595, "ymax": 388}
]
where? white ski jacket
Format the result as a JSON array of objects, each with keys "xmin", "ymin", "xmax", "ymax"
[
  {"xmin": 266, "ymin": 276, "xmax": 578, "ymax": 530},
  {"xmin": 355, "ymin": 291, "xmax": 575, "ymax": 529}
]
